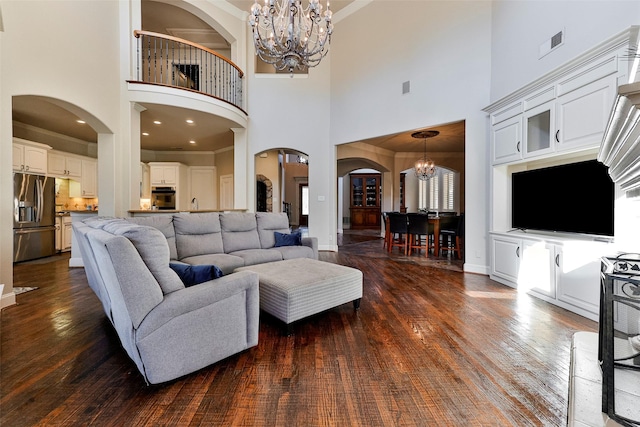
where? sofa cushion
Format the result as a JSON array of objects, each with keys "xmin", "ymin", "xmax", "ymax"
[
  {"xmin": 169, "ymin": 263, "xmax": 224, "ymax": 287},
  {"xmin": 173, "ymin": 213, "xmax": 224, "ymax": 259},
  {"xmin": 180, "ymin": 253, "xmax": 246, "ymax": 275},
  {"xmin": 229, "ymin": 249, "xmax": 283, "ymax": 266},
  {"xmin": 274, "ymin": 231, "xmax": 302, "ymax": 247},
  {"xmin": 220, "ymin": 213, "xmax": 261, "ymax": 253},
  {"xmin": 256, "ymin": 212, "xmax": 290, "ymax": 249},
  {"xmin": 96, "ymin": 232, "xmax": 165, "ymax": 329},
  {"xmin": 102, "ymin": 222, "xmax": 184, "ymax": 295},
  {"xmin": 127, "ymin": 216, "xmax": 178, "ymax": 261},
  {"xmin": 272, "ymin": 245, "xmax": 316, "ymax": 260}
]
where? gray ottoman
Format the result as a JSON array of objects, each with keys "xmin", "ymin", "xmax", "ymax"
[{"xmin": 235, "ymin": 258, "xmax": 363, "ymax": 334}]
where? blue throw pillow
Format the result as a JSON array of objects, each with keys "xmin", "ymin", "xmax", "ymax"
[
  {"xmin": 274, "ymin": 231, "xmax": 302, "ymax": 247},
  {"xmin": 169, "ymin": 263, "xmax": 224, "ymax": 287}
]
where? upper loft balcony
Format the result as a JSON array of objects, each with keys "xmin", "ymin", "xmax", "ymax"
[{"xmin": 129, "ymin": 30, "xmax": 245, "ymax": 116}]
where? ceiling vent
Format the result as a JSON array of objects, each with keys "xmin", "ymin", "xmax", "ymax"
[{"xmin": 539, "ymin": 30, "xmax": 564, "ymax": 59}]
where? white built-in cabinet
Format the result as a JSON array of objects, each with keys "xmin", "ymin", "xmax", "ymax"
[
  {"xmin": 48, "ymin": 151, "xmax": 82, "ymax": 178},
  {"xmin": 492, "ymin": 115, "xmax": 522, "ymax": 164},
  {"xmin": 69, "ymin": 159, "xmax": 97, "ymax": 198},
  {"xmin": 150, "ymin": 164, "xmax": 180, "ymax": 185},
  {"xmin": 484, "ymin": 34, "xmax": 632, "ymax": 321},
  {"xmin": 12, "ymin": 139, "xmax": 50, "ymax": 174},
  {"xmin": 490, "ymin": 233, "xmax": 607, "ymax": 321},
  {"xmin": 490, "ymin": 54, "xmax": 619, "ymax": 166}
]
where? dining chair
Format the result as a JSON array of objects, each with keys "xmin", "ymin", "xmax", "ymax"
[
  {"xmin": 440, "ymin": 213, "xmax": 464, "ymax": 259},
  {"xmin": 387, "ymin": 212, "xmax": 408, "ymax": 254},
  {"xmin": 407, "ymin": 213, "xmax": 435, "ymax": 256}
]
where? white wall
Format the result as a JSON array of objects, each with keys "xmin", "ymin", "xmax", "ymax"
[
  {"xmin": 1, "ymin": 1, "xmax": 122, "ymax": 304},
  {"xmin": 330, "ymin": 1, "xmax": 492, "ymax": 273},
  {"xmin": 490, "ymin": 1, "xmax": 640, "ymax": 102},
  {"xmin": 246, "ymin": 35, "xmax": 333, "ymax": 247}
]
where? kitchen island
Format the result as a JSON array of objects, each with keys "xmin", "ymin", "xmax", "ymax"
[{"xmin": 68, "ymin": 211, "xmax": 98, "ymax": 268}]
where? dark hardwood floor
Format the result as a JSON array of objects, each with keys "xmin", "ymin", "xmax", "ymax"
[{"xmin": 2, "ymin": 233, "xmax": 596, "ymax": 426}]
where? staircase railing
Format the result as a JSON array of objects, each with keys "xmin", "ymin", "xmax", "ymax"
[{"xmin": 132, "ymin": 30, "xmax": 244, "ymax": 112}]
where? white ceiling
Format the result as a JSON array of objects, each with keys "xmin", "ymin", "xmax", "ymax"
[{"xmin": 11, "ymin": 0, "xmax": 464, "ymax": 155}]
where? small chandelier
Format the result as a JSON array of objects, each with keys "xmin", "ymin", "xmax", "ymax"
[
  {"xmin": 412, "ymin": 130, "xmax": 439, "ymax": 181},
  {"xmin": 248, "ymin": 0, "xmax": 333, "ymax": 74}
]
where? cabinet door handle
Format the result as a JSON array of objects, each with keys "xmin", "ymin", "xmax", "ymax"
[
  {"xmin": 517, "ymin": 141, "xmax": 521, "ymax": 152},
  {"xmin": 555, "ymin": 130, "xmax": 560, "ymax": 143},
  {"xmin": 516, "ymin": 246, "xmax": 520, "ymax": 258},
  {"xmin": 555, "ymin": 254, "xmax": 560, "ymax": 267},
  {"xmin": 25, "ymin": 165, "xmax": 29, "ymax": 171}
]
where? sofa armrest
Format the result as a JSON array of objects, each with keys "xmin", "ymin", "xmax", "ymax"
[
  {"xmin": 137, "ymin": 270, "xmax": 259, "ymax": 339},
  {"xmin": 301, "ymin": 237, "xmax": 318, "ymax": 259}
]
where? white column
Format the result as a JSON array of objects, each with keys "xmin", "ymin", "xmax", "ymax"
[{"xmin": 232, "ymin": 127, "xmax": 249, "ymax": 210}]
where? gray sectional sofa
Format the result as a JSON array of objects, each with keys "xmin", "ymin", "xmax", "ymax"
[
  {"xmin": 127, "ymin": 212, "xmax": 318, "ymax": 274},
  {"xmin": 73, "ymin": 212, "xmax": 317, "ymax": 384}
]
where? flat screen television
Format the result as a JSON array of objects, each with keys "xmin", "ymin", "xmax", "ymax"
[{"xmin": 511, "ymin": 160, "xmax": 614, "ymax": 237}]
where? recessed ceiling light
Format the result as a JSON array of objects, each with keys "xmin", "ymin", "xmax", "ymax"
[
  {"xmin": 153, "ymin": 120, "xmax": 162, "ymax": 125},
  {"xmin": 189, "ymin": 140, "xmax": 196, "ymax": 144},
  {"xmin": 186, "ymin": 119, "xmax": 194, "ymax": 124},
  {"xmin": 142, "ymin": 132, "xmax": 149, "ymax": 136},
  {"xmin": 76, "ymin": 120, "xmax": 86, "ymax": 124}
]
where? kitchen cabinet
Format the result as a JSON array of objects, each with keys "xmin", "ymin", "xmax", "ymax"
[
  {"xmin": 55, "ymin": 217, "xmax": 62, "ymax": 252},
  {"xmin": 48, "ymin": 151, "xmax": 82, "ymax": 178},
  {"xmin": 12, "ymin": 139, "xmax": 50, "ymax": 174},
  {"xmin": 148, "ymin": 162, "xmax": 188, "ymax": 209},
  {"xmin": 350, "ymin": 174, "xmax": 381, "ymax": 228},
  {"xmin": 140, "ymin": 163, "xmax": 151, "ymax": 199},
  {"xmin": 62, "ymin": 216, "xmax": 72, "ymax": 252},
  {"xmin": 69, "ymin": 159, "xmax": 97, "ymax": 198},
  {"xmin": 150, "ymin": 164, "xmax": 180, "ymax": 185},
  {"xmin": 490, "ymin": 232, "xmax": 608, "ymax": 321},
  {"xmin": 188, "ymin": 166, "xmax": 217, "ymax": 210}
]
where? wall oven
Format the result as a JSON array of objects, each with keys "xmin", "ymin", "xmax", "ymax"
[{"xmin": 151, "ymin": 186, "xmax": 176, "ymax": 210}]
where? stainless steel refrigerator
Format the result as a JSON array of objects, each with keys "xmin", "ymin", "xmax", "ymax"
[{"xmin": 13, "ymin": 173, "xmax": 56, "ymax": 262}]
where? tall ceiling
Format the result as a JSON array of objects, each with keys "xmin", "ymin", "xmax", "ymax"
[{"xmin": 11, "ymin": 0, "xmax": 464, "ymax": 155}]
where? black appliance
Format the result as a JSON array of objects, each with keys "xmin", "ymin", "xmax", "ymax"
[
  {"xmin": 13, "ymin": 173, "xmax": 56, "ymax": 262},
  {"xmin": 151, "ymin": 186, "xmax": 176, "ymax": 210},
  {"xmin": 511, "ymin": 160, "xmax": 615, "ymax": 237}
]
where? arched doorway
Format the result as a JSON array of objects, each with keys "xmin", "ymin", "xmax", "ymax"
[{"xmin": 256, "ymin": 174, "xmax": 272, "ymax": 212}]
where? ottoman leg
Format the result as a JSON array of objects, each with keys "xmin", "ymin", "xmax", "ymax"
[
  {"xmin": 353, "ymin": 298, "xmax": 361, "ymax": 310},
  {"xmin": 284, "ymin": 322, "xmax": 294, "ymax": 337}
]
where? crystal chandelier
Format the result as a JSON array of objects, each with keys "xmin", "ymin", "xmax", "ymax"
[
  {"xmin": 412, "ymin": 130, "xmax": 439, "ymax": 181},
  {"xmin": 248, "ymin": 0, "xmax": 333, "ymax": 73}
]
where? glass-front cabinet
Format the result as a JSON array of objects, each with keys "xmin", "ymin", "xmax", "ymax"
[
  {"xmin": 523, "ymin": 101, "xmax": 555, "ymax": 158},
  {"xmin": 350, "ymin": 173, "xmax": 381, "ymax": 229}
]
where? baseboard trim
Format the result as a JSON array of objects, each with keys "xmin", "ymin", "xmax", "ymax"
[
  {"xmin": 463, "ymin": 263, "xmax": 490, "ymax": 275},
  {"xmin": 69, "ymin": 257, "xmax": 84, "ymax": 268},
  {"xmin": 1, "ymin": 292, "xmax": 16, "ymax": 309}
]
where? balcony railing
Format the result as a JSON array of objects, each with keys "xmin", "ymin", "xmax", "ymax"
[{"xmin": 132, "ymin": 30, "xmax": 244, "ymax": 112}]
